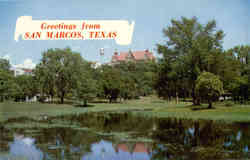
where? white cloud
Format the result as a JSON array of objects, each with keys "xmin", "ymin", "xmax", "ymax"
[
  {"xmin": 14, "ymin": 58, "xmax": 36, "ymax": 69},
  {"xmin": 1, "ymin": 54, "xmax": 10, "ymax": 61}
]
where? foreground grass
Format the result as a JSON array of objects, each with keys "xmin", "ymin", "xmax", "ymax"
[{"xmin": 0, "ymin": 96, "xmax": 250, "ymax": 123}]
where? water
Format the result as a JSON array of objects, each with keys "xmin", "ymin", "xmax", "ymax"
[{"xmin": 0, "ymin": 112, "xmax": 250, "ymax": 159}]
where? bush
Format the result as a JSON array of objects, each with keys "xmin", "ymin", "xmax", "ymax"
[
  {"xmin": 38, "ymin": 96, "xmax": 47, "ymax": 103},
  {"xmin": 225, "ymin": 101, "xmax": 234, "ymax": 107}
]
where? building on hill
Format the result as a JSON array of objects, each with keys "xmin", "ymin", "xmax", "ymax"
[
  {"xmin": 111, "ymin": 49, "xmax": 154, "ymax": 64},
  {"xmin": 11, "ymin": 67, "xmax": 33, "ymax": 77}
]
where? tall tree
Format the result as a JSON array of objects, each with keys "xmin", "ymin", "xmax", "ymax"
[
  {"xmin": 225, "ymin": 45, "xmax": 250, "ymax": 102},
  {"xmin": 74, "ymin": 62, "xmax": 97, "ymax": 106},
  {"xmin": 156, "ymin": 17, "xmax": 224, "ymax": 105},
  {"xmin": 36, "ymin": 47, "xmax": 84, "ymax": 104},
  {"xmin": 0, "ymin": 70, "xmax": 14, "ymax": 101},
  {"xmin": 115, "ymin": 61, "xmax": 157, "ymax": 99},
  {"xmin": 35, "ymin": 62, "xmax": 57, "ymax": 102},
  {"xmin": 99, "ymin": 65, "xmax": 122, "ymax": 103}
]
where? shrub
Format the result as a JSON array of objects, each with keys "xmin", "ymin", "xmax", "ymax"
[{"xmin": 225, "ymin": 101, "xmax": 234, "ymax": 107}]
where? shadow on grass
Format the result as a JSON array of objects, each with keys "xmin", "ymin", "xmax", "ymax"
[
  {"xmin": 74, "ymin": 104, "xmax": 95, "ymax": 108},
  {"xmin": 151, "ymin": 100, "xmax": 166, "ymax": 103},
  {"xmin": 151, "ymin": 100, "xmax": 192, "ymax": 104},
  {"xmin": 40, "ymin": 101, "xmax": 74, "ymax": 105},
  {"xmin": 234, "ymin": 121, "xmax": 250, "ymax": 125},
  {"xmin": 91, "ymin": 100, "xmax": 125, "ymax": 104},
  {"xmin": 191, "ymin": 105, "xmax": 216, "ymax": 111},
  {"xmin": 90, "ymin": 100, "xmax": 109, "ymax": 103}
]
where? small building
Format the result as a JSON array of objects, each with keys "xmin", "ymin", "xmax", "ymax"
[
  {"xmin": 111, "ymin": 49, "xmax": 154, "ymax": 64},
  {"xmin": 11, "ymin": 67, "xmax": 33, "ymax": 77},
  {"xmin": 90, "ymin": 61, "xmax": 102, "ymax": 69}
]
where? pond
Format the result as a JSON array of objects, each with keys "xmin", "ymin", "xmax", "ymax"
[{"xmin": 0, "ymin": 112, "xmax": 250, "ymax": 160}]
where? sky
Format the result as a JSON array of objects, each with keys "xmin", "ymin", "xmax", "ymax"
[{"xmin": 0, "ymin": 0, "xmax": 250, "ymax": 68}]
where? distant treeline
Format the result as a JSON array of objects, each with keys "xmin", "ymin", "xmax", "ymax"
[
  {"xmin": 0, "ymin": 48, "xmax": 157, "ymax": 106},
  {"xmin": 1, "ymin": 17, "xmax": 250, "ymax": 107}
]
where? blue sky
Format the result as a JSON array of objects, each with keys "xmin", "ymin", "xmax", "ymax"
[{"xmin": 0, "ymin": 0, "xmax": 250, "ymax": 67}]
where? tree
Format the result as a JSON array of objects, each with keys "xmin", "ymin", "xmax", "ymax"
[
  {"xmin": 114, "ymin": 61, "xmax": 157, "ymax": 99},
  {"xmin": 120, "ymin": 72, "xmax": 137, "ymax": 100},
  {"xmin": 99, "ymin": 65, "xmax": 122, "ymax": 103},
  {"xmin": 195, "ymin": 72, "xmax": 223, "ymax": 108},
  {"xmin": 154, "ymin": 55, "xmax": 189, "ymax": 103},
  {"xmin": 74, "ymin": 62, "xmax": 97, "ymax": 106},
  {"xmin": 156, "ymin": 17, "xmax": 225, "ymax": 105},
  {"xmin": 34, "ymin": 63, "xmax": 57, "ymax": 102},
  {"xmin": 224, "ymin": 45, "xmax": 250, "ymax": 103},
  {"xmin": 14, "ymin": 75, "xmax": 38, "ymax": 101},
  {"xmin": 227, "ymin": 76, "xmax": 248, "ymax": 103},
  {"xmin": 0, "ymin": 58, "xmax": 13, "ymax": 101},
  {"xmin": 0, "ymin": 70, "xmax": 15, "ymax": 101},
  {"xmin": 0, "ymin": 58, "xmax": 11, "ymax": 72},
  {"xmin": 36, "ymin": 47, "xmax": 84, "ymax": 104}
]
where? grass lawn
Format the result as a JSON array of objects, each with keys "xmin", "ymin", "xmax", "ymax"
[{"xmin": 1, "ymin": 96, "xmax": 250, "ymax": 123}]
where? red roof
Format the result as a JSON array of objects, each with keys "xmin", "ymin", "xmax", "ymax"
[
  {"xmin": 117, "ymin": 144, "xmax": 129, "ymax": 152},
  {"xmin": 112, "ymin": 50, "xmax": 154, "ymax": 62},
  {"xmin": 22, "ymin": 68, "xmax": 33, "ymax": 73},
  {"xmin": 133, "ymin": 143, "xmax": 149, "ymax": 153},
  {"xmin": 116, "ymin": 143, "xmax": 150, "ymax": 153}
]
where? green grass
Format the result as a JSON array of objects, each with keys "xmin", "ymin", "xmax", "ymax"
[
  {"xmin": 1, "ymin": 96, "xmax": 250, "ymax": 123},
  {"xmin": 152, "ymin": 103, "xmax": 250, "ymax": 122}
]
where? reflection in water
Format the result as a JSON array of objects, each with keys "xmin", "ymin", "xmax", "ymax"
[
  {"xmin": 236, "ymin": 130, "xmax": 241, "ymax": 141},
  {"xmin": 0, "ymin": 113, "xmax": 250, "ymax": 159},
  {"xmin": 82, "ymin": 140, "xmax": 151, "ymax": 160},
  {"xmin": 188, "ymin": 127, "xmax": 195, "ymax": 136},
  {"xmin": 244, "ymin": 146, "xmax": 249, "ymax": 152},
  {"xmin": 9, "ymin": 134, "xmax": 43, "ymax": 160}
]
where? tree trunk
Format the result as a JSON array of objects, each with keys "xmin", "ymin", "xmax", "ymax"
[
  {"xmin": 60, "ymin": 92, "xmax": 65, "ymax": 104},
  {"xmin": 192, "ymin": 85, "xmax": 201, "ymax": 106},
  {"xmin": 176, "ymin": 91, "xmax": 179, "ymax": 104},
  {"xmin": 197, "ymin": 97, "xmax": 201, "ymax": 105},
  {"xmin": 208, "ymin": 100, "xmax": 212, "ymax": 109},
  {"xmin": 192, "ymin": 85, "xmax": 196, "ymax": 105},
  {"xmin": 83, "ymin": 99, "xmax": 87, "ymax": 107},
  {"xmin": 51, "ymin": 95, "xmax": 54, "ymax": 104},
  {"xmin": 60, "ymin": 96, "xmax": 64, "ymax": 104},
  {"xmin": 183, "ymin": 91, "xmax": 186, "ymax": 102}
]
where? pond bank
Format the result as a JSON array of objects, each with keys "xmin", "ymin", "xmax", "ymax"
[{"xmin": 1, "ymin": 96, "xmax": 250, "ymax": 123}]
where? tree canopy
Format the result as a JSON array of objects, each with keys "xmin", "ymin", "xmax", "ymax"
[
  {"xmin": 155, "ymin": 17, "xmax": 226, "ymax": 105},
  {"xmin": 195, "ymin": 72, "xmax": 224, "ymax": 108},
  {"xmin": 35, "ymin": 47, "xmax": 94, "ymax": 104}
]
